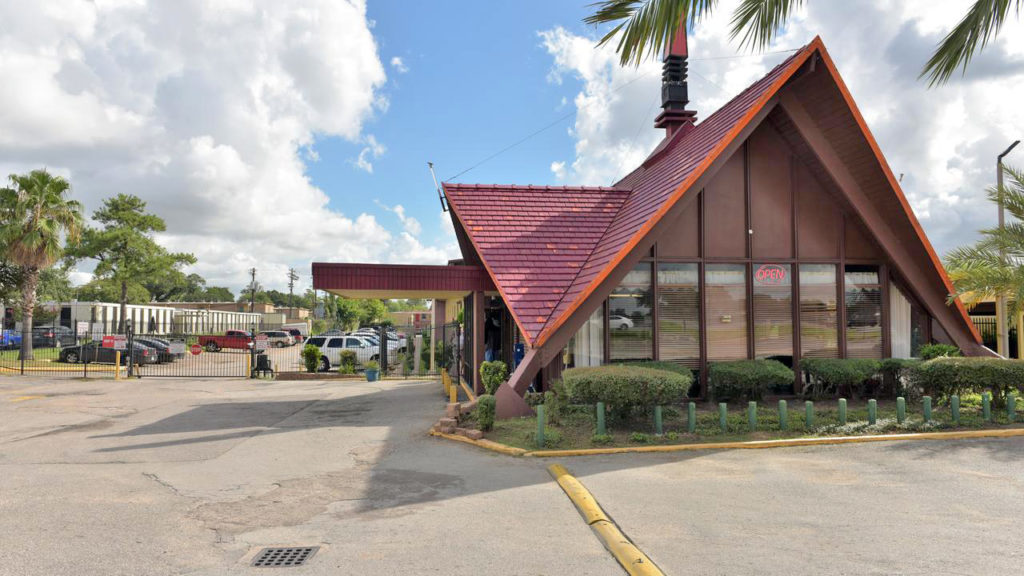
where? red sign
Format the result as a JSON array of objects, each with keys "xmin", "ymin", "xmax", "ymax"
[
  {"xmin": 190, "ymin": 343, "xmax": 203, "ymax": 356},
  {"xmin": 755, "ymin": 264, "xmax": 788, "ymax": 285},
  {"xmin": 102, "ymin": 335, "xmax": 126, "ymax": 349}
]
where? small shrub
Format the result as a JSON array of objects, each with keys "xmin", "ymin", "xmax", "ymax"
[
  {"xmin": 919, "ymin": 343, "xmax": 961, "ymax": 360},
  {"xmin": 301, "ymin": 344, "xmax": 320, "ymax": 373},
  {"xmin": 665, "ymin": 431, "xmax": 680, "ymax": 442},
  {"xmin": 364, "ymin": 360, "xmax": 380, "ymax": 371},
  {"xmin": 480, "ymin": 360, "xmax": 508, "ymax": 394},
  {"xmin": 629, "ymin": 432, "xmax": 651, "ymax": 444},
  {"xmin": 800, "ymin": 358, "xmax": 880, "ymax": 399},
  {"xmin": 524, "ymin": 392, "xmax": 545, "ymax": 407},
  {"xmin": 617, "ymin": 361, "xmax": 697, "ymax": 396},
  {"xmin": 590, "ymin": 433, "xmax": 613, "ymax": 445},
  {"xmin": 544, "ymin": 378, "xmax": 572, "ymax": 425},
  {"xmin": 879, "ymin": 358, "xmax": 921, "ymax": 398},
  {"xmin": 565, "ymin": 365, "xmax": 691, "ymax": 419},
  {"xmin": 708, "ymin": 360, "xmax": 794, "ymax": 401},
  {"xmin": 338, "ymin": 349, "xmax": 357, "ymax": 374},
  {"xmin": 910, "ymin": 357, "xmax": 1024, "ymax": 407},
  {"xmin": 477, "ymin": 395, "xmax": 496, "ymax": 432}
]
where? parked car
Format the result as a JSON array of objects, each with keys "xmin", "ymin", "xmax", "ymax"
[
  {"xmin": 304, "ymin": 335, "xmax": 377, "ymax": 372},
  {"xmin": 259, "ymin": 330, "xmax": 295, "ymax": 348},
  {"xmin": 282, "ymin": 323, "xmax": 308, "ymax": 342},
  {"xmin": 285, "ymin": 328, "xmax": 305, "ymax": 343},
  {"xmin": 197, "ymin": 330, "xmax": 251, "ymax": 352},
  {"xmin": 351, "ymin": 328, "xmax": 407, "ymax": 353},
  {"xmin": 609, "ymin": 315, "xmax": 634, "ymax": 330},
  {"xmin": 1, "ymin": 329, "xmax": 22, "ymax": 350},
  {"xmin": 134, "ymin": 337, "xmax": 178, "ymax": 363},
  {"xmin": 59, "ymin": 342, "xmax": 159, "ymax": 365},
  {"xmin": 31, "ymin": 325, "xmax": 76, "ymax": 348}
]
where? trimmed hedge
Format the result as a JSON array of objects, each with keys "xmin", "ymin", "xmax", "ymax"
[
  {"xmin": 910, "ymin": 357, "xmax": 1024, "ymax": 406},
  {"xmin": 918, "ymin": 343, "xmax": 961, "ymax": 361},
  {"xmin": 708, "ymin": 360, "xmax": 794, "ymax": 401},
  {"xmin": 477, "ymin": 395, "xmax": 496, "ymax": 431},
  {"xmin": 565, "ymin": 365, "xmax": 691, "ymax": 416},
  {"xmin": 614, "ymin": 361, "xmax": 692, "ymax": 376},
  {"xmin": 800, "ymin": 358, "xmax": 880, "ymax": 398},
  {"xmin": 879, "ymin": 357, "xmax": 921, "ymax": 398},
  {"xmin": 480, "ymin": 360, "xmax": 508, "ymax": 395}
]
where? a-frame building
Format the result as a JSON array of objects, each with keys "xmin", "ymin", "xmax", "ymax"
[{"xmin": 314, "ymin": 35, "xmax": 987, "ymax": 417}]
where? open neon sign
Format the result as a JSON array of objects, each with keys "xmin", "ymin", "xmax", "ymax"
[{"xmin": 755, "ymin": 264, "xmax": 788, "ymax": 285}]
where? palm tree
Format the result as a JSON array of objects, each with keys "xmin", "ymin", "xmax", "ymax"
[
  {"xmin": 945, "ymin": 165, "xmax": 1024, "ymax": 316},
  {"xmin": 585, "ymin": 0, "xmax": 1022, "ymax": 85},
  {"xmin": 0, "ymin": 170, "xmax": 84, "ymax": 360}
]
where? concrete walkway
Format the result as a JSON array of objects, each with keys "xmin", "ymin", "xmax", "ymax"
[{"xmin": 0, "ymin": 376, "xmax": 618, "ymax": 576}]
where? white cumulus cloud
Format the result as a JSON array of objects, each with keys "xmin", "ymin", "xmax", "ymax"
[
  {"xmin": 390, "ymin": 56, "xmax": 408, "ymax": 73},
  {"xmin": 0, "ymin": 0, "xmax": 458, "ymax": 294}
]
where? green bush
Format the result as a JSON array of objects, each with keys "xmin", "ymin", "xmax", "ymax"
[
  {"xmin": 910, "ymin": 357, "xmax": 1024, "ymax": 407},
  {"xmin": 477, "ymin": 395, "xmax": 496, "ymax": 432},
  {"xmin": 708, "ymin": 360, "xmax": 794, "ymax": 401},
  {"xmin": 616, "ymin": 361, "xmax": 697, "ymax": 396},
  {"xmin": 544, "ymin": 378, "xmax": 571, "ymax": 426},
  {"xmin": 301, "ymin": 344, "xmax": 320, "ymax": 373},
  {"xmin": 629, "ymin": 432, "xmax": 651, "ymax": 443},
  {"xmin": 919, "ymin": 343, "xmax": 961, "ymax": 360},
  {"xmin": 590, "ymin": 433, "xmax": 613, "ymax": 445},
  {"xmin": 480, "ymin": 360, "xmax": 508, "ymax": 395},
  {"xmin": 800, "ymin": 358, "xmax": 880, "ymax": 399},
  {"xmin": 565, "ymin": 365, "xmax": 691, "ymax": 418},
  {"xmin": 338, "ymin": 350, "xmax": 357, "ymax": 374},
  {"xmin": 879, "ymin": 358, "xmax": 921, "ymax": 398},
  {"xmin": 364, "ymin": 360, "xmax": 380, "ymax": 371},
  {"xmin": 524, "ymin": 392, "xmax": 545, "ymax": 407}
]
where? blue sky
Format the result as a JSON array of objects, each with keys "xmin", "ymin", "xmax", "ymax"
[
  {"xmin": 1, "ymin": 1, "xmax": 1022, "ymax": 294},
  {"xmin": 308, "ymin": 2, "xmax": 597, "ymax": 253}
]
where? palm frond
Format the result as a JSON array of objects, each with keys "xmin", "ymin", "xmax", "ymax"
[
  {"xmin": 920, "ymin": 0, "xmax": 1022, "ymax": 86},
  {"xmin": 584, "ymin": 0, "xmax": 717, "ymax": 66},
  {"xmin": 729, "ymin": 0, "xmax": 803, "ymax": 51}
]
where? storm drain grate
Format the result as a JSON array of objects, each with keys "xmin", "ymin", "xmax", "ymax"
[{"xmin": 251, "ymin": 546, "xmax": 319, "ymax": 567}]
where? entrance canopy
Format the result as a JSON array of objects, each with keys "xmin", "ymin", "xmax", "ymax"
[{"xmin": 312, "ymin": 263, "xmax": 495, "ymax": 300}]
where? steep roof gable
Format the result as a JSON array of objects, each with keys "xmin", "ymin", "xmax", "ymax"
[{"xmin": 444, "ymin": 184, "xmax": 630, "ymax": 341}]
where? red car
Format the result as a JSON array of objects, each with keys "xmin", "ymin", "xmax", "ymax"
[{"xmin": 197, "ymin": 330, "xmax": 251, "ymax": 352}]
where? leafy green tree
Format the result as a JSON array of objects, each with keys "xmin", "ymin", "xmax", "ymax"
[
  {"xmin": 585, "ymin": 0, "xmax": 1022, "ymax": 85},
  {"xmin": 203, "ymin": 286, "xmax": 234, "ymax": 302},
  {"xmin": 77, "ymin": 278, "xmax": 151, "ymax": 304},
  {"xmin": 70, "ymin": 194, "xmax": 195, "ymax": 333},
  {"xmin": 0, "ymin": 170, "xmax": 84, "ymax": 359},
  {"xmin": 946, "ymin": 165, "xmax": 1024, "ymax": 315},
  {"xmin": 37, "ymin": 264, "xmax": 76, "ymax": 302}
]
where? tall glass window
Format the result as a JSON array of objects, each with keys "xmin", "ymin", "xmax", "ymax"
[
  {"xmin": 705, "ymin": 264, "xmax": 748, "ymax": 361},
  {"xmin": 564, "ymin": 305, "xmax": 605, "ymax": 368},
  {"xmin": 845, "ymin": 265, "xmax": 883, "ymax": 358},
  {"xmin": 609, "ymin": 263, "xmax": 654, "ymax": 361},
  {"xmin": 753, "ymin": 264, "xmax": 792, "ymax": 361},
  {"xmin": 800, "ymin": 264, "xmax": 838, "ymax": 358},
  {"xmin": 657, "ymin": 263, "xmax": 700, "ymax": 368}
]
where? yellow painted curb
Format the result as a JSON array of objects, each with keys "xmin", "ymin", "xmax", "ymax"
[
  {"xmin": 547, "ymin": 464, "xmax": 664, "ymax": 576},
  {"xmin": 9, "ymin": 395, "xmax": 44, "ymax": 403},
  {"xmin": 428, "ymin": 430, "xmax": 528, "ymax": 456},
  {"xmin": 527, "ymin": 427, "xmax": 1024, "ymax": 458}
]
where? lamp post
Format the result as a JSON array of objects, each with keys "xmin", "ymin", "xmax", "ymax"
[{"xmin": 996, "ymin": 140, "xmax": 1020, "ymax": 357}]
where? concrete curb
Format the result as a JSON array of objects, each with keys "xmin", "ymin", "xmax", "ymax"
[
  {"xmin": 429, "ymin": 426, "xmax": 1024, "ymax": 458},
  {"xmin": 548, "ymin": 464, "xmax": 664, "ymax": 576}
]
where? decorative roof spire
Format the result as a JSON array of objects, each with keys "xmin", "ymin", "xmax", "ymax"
[{"xmin": 654, "ymin": 17, "xmax": 697, "ymax": 136}]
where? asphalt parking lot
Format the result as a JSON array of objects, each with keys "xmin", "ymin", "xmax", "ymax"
[{"xmin": 1, "ymin": 375, "xmax": 1022, "ymax": 575}]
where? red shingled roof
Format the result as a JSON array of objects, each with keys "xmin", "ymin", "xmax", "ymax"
[{"xmin": 444, "ymin": 184, "xmax": 630, "ymax": 340}]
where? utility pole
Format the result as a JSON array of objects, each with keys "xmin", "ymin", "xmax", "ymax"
[
  {"xmin": 248, "ymin": 267, "xmax": 257, "ymax": 314},
  {"xmin": 997, "ymin": 140, "xmax": 1020, "ymax": 357},
  {"xmin": 287, "ymin": 268, "xmax": 298, "ymax": 319}
]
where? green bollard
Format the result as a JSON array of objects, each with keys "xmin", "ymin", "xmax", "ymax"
[
  {"xmin": 596, "ymin": 402, "xmax": 606, "ymax": 435},
  {"xmin": 748, "ymin": 401, "xmax": 757, "ymax": 432},
  {"xmin": 1009, "ymin": 394, "xmax": 1017, "ymax": 423},
  {"xmin": 654, "ymin": 405, "xmax": 664, "ymax": 435},
  {"xmin": 719, "ymin": 403, "xmax": 728, "ymax": 432},
  {"xmin": 805, "ymin": 401, "xmax": 814, "ymax": 428},
  {"xmin": 923, "ymin": 396, "xmax": 932, "ymax": 423},
  {"xmin": 983, "ymin": 393, "xmax": 991, "ymax": 422},
  {"xmin": 778, "ymin": 400, "xmax": 788, "ymax": 431},
  {"xmin": 838, "ymin": 398, "xmax": 847, "ymax": 426},
  {"xmin": 951, "ymin": 395, "xmax": 960, "ymax": 425},
  {"xmin": 536, "ymin": 405, "xmax": 545, "ymax": 448},
  {"xmin": 868, "ymin": 399, "xmax": 877, "ymax": 425},
  {"xmin": 896, "ymin": 397, "xmax": 906, "ymax": 424},
  {"xmin": 687, "ymin": 402, "xmax": 696, "ymax": 434}
]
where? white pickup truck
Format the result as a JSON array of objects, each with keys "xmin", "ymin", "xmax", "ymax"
[{"xmin": 304, "ymin": 335, "xmax": 377, "ymax": 372}]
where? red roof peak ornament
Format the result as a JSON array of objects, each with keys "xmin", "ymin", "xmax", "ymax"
[{"xmin": 655, "ymin": 16, "xmax": 696, "ymax": 136}]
